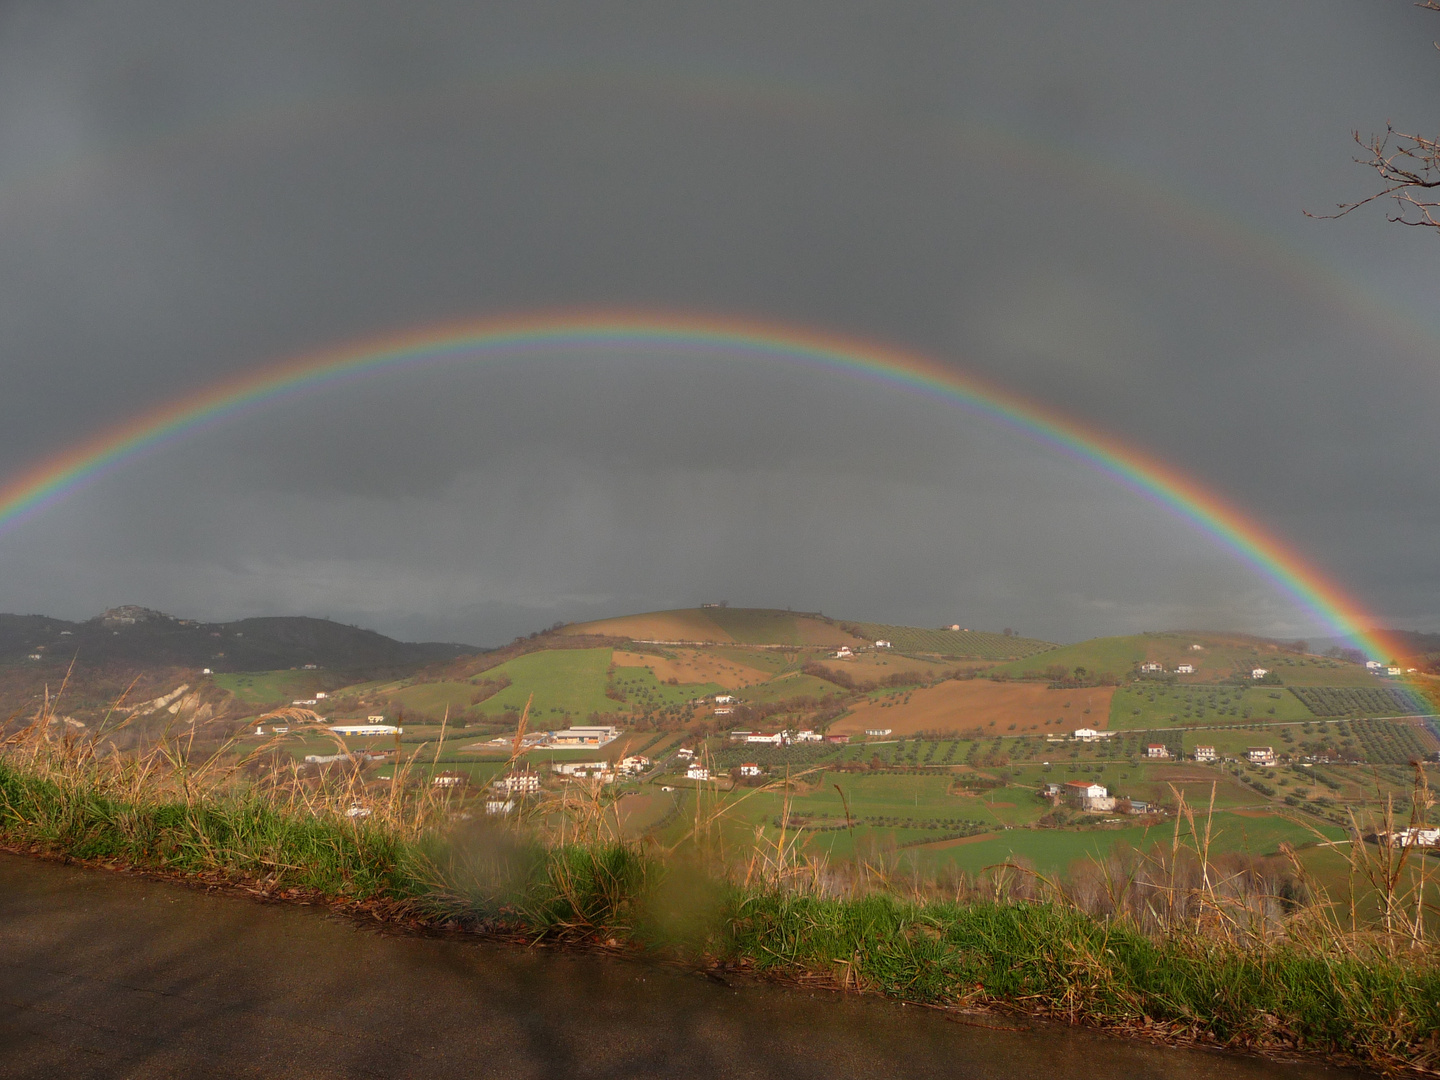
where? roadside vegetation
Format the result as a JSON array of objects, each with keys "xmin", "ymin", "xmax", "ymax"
[{"xmin": 3, "ymin": 685, "xmax": 1439, "ymax": 1075}]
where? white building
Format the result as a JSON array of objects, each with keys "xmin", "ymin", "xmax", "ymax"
[
  {"xmin": 1071, "ymin": 728, "xmax": 1115, "ymax": 742},
  {"xmin": 1247, "ymin": 746, "xmax": 1276, "ymax": 766},
  {"xmin": 432, "ymin": 771, "xmax": 468, "ymax": 788},
  {"xmin": 620, "ymin": 755, "xmax": 651, "ymax": 773},
  {"xmin": 1146, "ymin": 744, "xmax": 1171, "ymax": 759},
  {"xmin": 875, "ymin": 639, "xmax": 892, "ymax": 649},
  {"xmin": 1388, "ymin": 666, "xmax": 1403, "ymax": 676},
  {"xmin": 865, "ymin": 728, "xmax": 892, "ymax": 737},
  {"xmin": 1064, "ymin": 780, "xmax": 1110, "ymax": 810},
  {"xmin": 331, "ymin": 723, "xmax": 402, "ymax": 736},
  {"xmin": 315, "ymin": 692, "xmax": 327, "ymax": 699},
  {"xmin": 1193, "ymin": 745, "xmax": 1217, "ymax": 762},
  {"xmin": 714, "ymin": 707, "xmax": 734, "ymax": 717},
  {"xmin": 201, "ymin": 668, "xmax": 213, "ymax": 675},
  {"xmin": 495, "ymin": 771, "xmax": 541, "ymax": 795},
  {"xmin": 676, "ymin": 747, "xmax": 695, "ymax": 759},
  {"xmin": 686, "ymin": 764, "xmax": 711, "ymax": 781},
  {"xmin": 292, "ymin": 699, "xmax": 319, "ymax": 706},
  {"xmin": 714, "ymin": 695, "xmax": 735, "ymax": 705},
  {"xmin": 731, "ymin": 731, "xmax": 784, "ymax": 745},
  {"xmin": 485, "ymin": 799, "xmax": 515, "ymax": 815},
  {"xmin": 1140, "ymin": 662, "xmax": 1164, "ymax": 673},
  {"xmin": 551, "ymin": 761, "xmax": 612, "ymax": 777},
  {"xmin": 948, "ymin": 624, "xmax": 961, "ymax": 631},
  {"xmin": 739, "ymin": 763, "xmax": 762, "ymax": 777},
  {"xmin": 1251, "ymin": 668, "xmax": 1269, "ymax": 679},
  {"xmin": 1175, "ymin": 664, "xmax": 1195, "ymax": 675},
  {"xmin": 792, "ymin": 729, "xmax": 822, "ymax": 742},
  {"xmin": 1378, "ymin": 827, "xmax": 1440, "ymax": 848},
  {"xmin": 367, "ymin": 715, "xmax": 387, "ymax": 723},
  {"xmin": 1366, "ymin": 660, "xmax": 1385, "ymax": 671},
  {"xmin": 831, "ymin": 647, "xmax": 853, "ymax": 659}
]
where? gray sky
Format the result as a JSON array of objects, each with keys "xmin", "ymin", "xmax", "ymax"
[{"xmin": 0, "ymin": 1, "xmax": 1437, "ymax": 647}]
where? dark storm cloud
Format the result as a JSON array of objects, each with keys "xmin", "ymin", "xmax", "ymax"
[{"xmin": 0, "ymin": 0, "xmax": 1436, "ymax": 646}]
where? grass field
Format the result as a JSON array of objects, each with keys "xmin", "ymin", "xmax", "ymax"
[
  {"xmin": 611, "ymin": 648, "xmax": 769, "ymax": 690},
  {"xmin": 474, "ymin": 648, "xmax": 617, "ymax": 722},
  {"xmin": 850, "ymin": 623, "xmax": 1056, "ymax": 659},
  {"xmin": 212, "ymin": 670, "xmax": 330, "ymax": 706},
  {"xmin": 1108, "ymin": 684, "xmax": 1316, "ymax": 729}
]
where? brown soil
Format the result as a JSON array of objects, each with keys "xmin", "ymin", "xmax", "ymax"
[
  {"xmin": 832, "ymin": 680, "xmax": 1116, "ymax": 737},
  {"xmin": 611, "ymin": 649, "xmax": 772, "ymax": 689}
]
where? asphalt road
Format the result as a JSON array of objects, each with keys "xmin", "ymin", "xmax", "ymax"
[{"xmin": 0, "ymin": 853, "xmax": 1363, "ymax": 1080}]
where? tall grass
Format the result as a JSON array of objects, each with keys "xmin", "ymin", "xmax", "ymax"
[{"xmin": 3, "ymin": 687, "xmax": 1439, "ymax": 1071}]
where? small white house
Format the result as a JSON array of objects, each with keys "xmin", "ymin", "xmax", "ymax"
[
  {"xmin": 948, "ymin": 624, "xmax": 961, "ymax": 631},
  {"xmin": 620, "ymin": 755, "xmax": 651, "ymax": 773},
  {"xmin": 865, "ymin": 728, "xmax": 892, "ymax": 737},
  {"xmin": 875, "ymin": 639, "xmax": 892, "ymax": 649},
  {"xmin": 1140, "ymin": 662, "xmax": 1164, "ymax": 673},
  {"xmin": 315, "ymin": 692, "xmax": 327, "ymax": 700},
  {"xmin": 686, "ymin": 764, "xmax": 711, "ymax": 781},
  {"xmin": 831, "ymin": 647, "xmax": 854, "ymax": 659},
  {"xmin": 1388, "ymin": 666, "xmax": 1403, "ymax": 677},
  {"xmin": 485, "ymin": 799, "xmax": 515, "ymax": 816},
  {"xmin": 739, "ymin": 763, "xmax": 762, "ymax": 777},
  {"xmin": 714, "ymin": 706, "xmax": 734, "ymax": 716},
  {"xmin": 1379, "ymin": 827, "xmax": 1440, "ymax": 848},
  {"xmin": 1146, "ymin": 744, "xmax": 1171, "ymax": 759},
  {"xmin": 367, "ymin": 715, "xmax": 387, "ymax": 723},
  {"xmin": 1251, "ymin": 668, "xmax": 1269, "ymax": 679},
  {"xmin": 201, "ymin": 668, "xmax": 213, "ymax": 675},
  {"xmin": 432, "ymin": 771, "xmax": 468, "ymax": 788},
  {"xmin": 792, "ymin": 729, "xmax": 822, "ymax": 742},
  {"xmin": 1247, "ymin": 746, "xmax": 1276, "ymax": 766},
  {"xmin": 1366, "ymin": 660, "xmax": 1385, "ymax": 671},
  {"xmin": 1193, "ymin": 745, "xmax": 1217, "ymax": 762},
  {"xmin": 1175, "ymin": 664, "xmax": 1195, "ymax": 675},
  {"xmin": 1064, "ymin": 780, "xmax": 1109, "ymax": 808},
  {"xmin": 714, "ymin": 694, "xmax": 735, "ymax": 705},
  {"xmin": 676, "ymin": 747, "xmax": 695, "ymax": 759}
]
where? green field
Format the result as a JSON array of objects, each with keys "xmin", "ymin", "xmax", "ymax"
[
  {"xmin": 851, "ymin": 623, "xmax": 1056, "ymax": 659},
  {"xmin": 212, "ymin": 670, "xmax": 330, "ymax": 706},
  {"xmin": 473, "ymin": 648, "xmax": 618, "ymax": 721},
  {"xmin": 1108, "ymin": 684, "xmax": 1316, "ymax": 729}
]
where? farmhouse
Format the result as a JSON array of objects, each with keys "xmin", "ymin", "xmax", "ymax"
[
  {"xmin": 1064, "ymin": 780, "xmax": 1113, "ymax": 811},
  {"xmin": 546, "ymin": 726, "xmax": 621, "ymax": 748},
  {"xmin": 432, "ymin": 771, "xmax": 468, "ymax": 788},
  {"xmin": 824, "ymin": 734, "xmax": 850, "ymax": 744},
  {"xmin": 1071, "ymin": 728, "xmax": 1115, "ymax": 742},
  {"xmin": 1378, "ymin": 827, "xmax": 1440, "ymax": 848},
  {"xmin": 552, "ymin": 761, "xmax": 613, "ymax": 780},
  {"xmin": 875, "ymin": 639, "xmax": 892, "ymax": 648},
  {"xmin": 831, "ymin": 647, "xmax": 854, "ymax": 659},
  {"xmin": 1366, "ymin": 660, "xmax": 1384, "ymax": 671},
  {"xmin": 714, "ymin": 695, "xmax": 735, "ymax": 704},
  {"xmin": 1251, "ymin": 668, "xmax": 1269, "ymax": 679},
  {"xmin": 1140, "ymin": 662, "xmax": 1164, "ymax": 673},
  {"xmin": 485, "ymin": 799, "xmax": 515, "ymax": 815},
  {"xmin": 865, "ymin": 728, "xmax": 893, "ymax": 737},
  {"xmin": 792, "ymin": 729, "xmax": 822, "ymax": 742},
  {"xmin": 1126, "ymin": 799, "xmax": 1151, "ymax": 814},
  {"xmin": 686, "ymin": 764, "xmax": 712, "ymax": 781},
  {"xmin": 1193, "ymin": 745, "xmax": 1217, "ymax": 762},
  {"xmin": 739, "ymin": 763, "xmax": 762, "ymax": 777},
  {"xmin": 948, "ymin": 624, "xmax": 961, "ymax": 631},
  {"xmin": 620, "ymin": 755, "xmax": 651, "ymax": 773},
  {"xmin": 1175, "ymin": 664, "xmax": 1195, "ymax": 675},
  {"xmin": 676, "ymin": 748, "xmax": 695, "ymax": 759},
  {"xmin": 1389, "ymin": 666, "xmax": 1403, "ymax": 676},
  {"xmin": 330, "ymin": 723, "xmax": 402, "ymax": 736},
  {"xmin": 1247, "ymin": 746, "xmax": 1276, "ymax": 766},
  {"xmin": 1146, "ymin": 744, "xmax": 1171, "ymax": 759}
]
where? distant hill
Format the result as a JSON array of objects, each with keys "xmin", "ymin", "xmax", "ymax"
[
  {"xmin": 561, "ymin": 607, "xmax": 1058, "ymax": 659},
  {"xmin": 0, "ymin": 606, "xmax": 477, "ymax": 674}
]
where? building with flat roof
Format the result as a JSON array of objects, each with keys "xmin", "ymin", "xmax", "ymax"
[{"xmin": 544, "ymin": 726, "xmax": 621, "ymax": 748}]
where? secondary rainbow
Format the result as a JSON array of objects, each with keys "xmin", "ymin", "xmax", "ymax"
[{"xmin": 0, "ymin": 309, "xmax": 1402, "ymax": 662}]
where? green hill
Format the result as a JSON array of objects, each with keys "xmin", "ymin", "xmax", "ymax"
[{"xmin": 845, "ymin": 623, "xmax": 1055, "ymax": 660}]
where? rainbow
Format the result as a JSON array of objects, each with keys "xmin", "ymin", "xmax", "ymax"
[{"xmin": 0, "ymin": 309, "xmax": 1404, "ymax": 662}]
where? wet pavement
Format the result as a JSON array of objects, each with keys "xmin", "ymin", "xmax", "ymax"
[{"xmin": 0, "ymin": 853, "xmax": 1368, "ymax": 1079}]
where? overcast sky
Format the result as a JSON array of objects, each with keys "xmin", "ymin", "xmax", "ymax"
[{"xmin": 0, "ymin": 1, "xmax": 1437, "ymax": 647}]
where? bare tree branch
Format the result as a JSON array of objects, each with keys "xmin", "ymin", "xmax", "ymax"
[{"xmin": 1308, "ymin": 6, "xmax": 1440, "ymax": 231}]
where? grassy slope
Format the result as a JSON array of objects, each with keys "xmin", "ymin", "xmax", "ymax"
[
  {"xmin": 475, "ymin": 649, "xmax": 617, "ymax": 721},
  {"xmin": 851, "ymin": 623, "xmax": 1056, "ymax": 659},
  {"xmin": 212, "ymin": 670, "xmax": 330, "ymax": 706},
  {"xmin": 1108, "ymin": 684, "xmax": 1316, "ymax": 729}
]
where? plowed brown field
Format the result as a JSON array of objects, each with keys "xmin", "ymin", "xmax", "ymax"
[
  {"xmin": 611, "ymin": 649, "xmax": 773, "ymax": 689},
  {"xmin": 832, "ymin": 680, "xmax": 1115, "ymax": 736}
]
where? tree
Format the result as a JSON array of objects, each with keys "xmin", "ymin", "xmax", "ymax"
[{"xmin": 1313, "ymin": 4, "xmax": 1440, "ymax": 230}]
